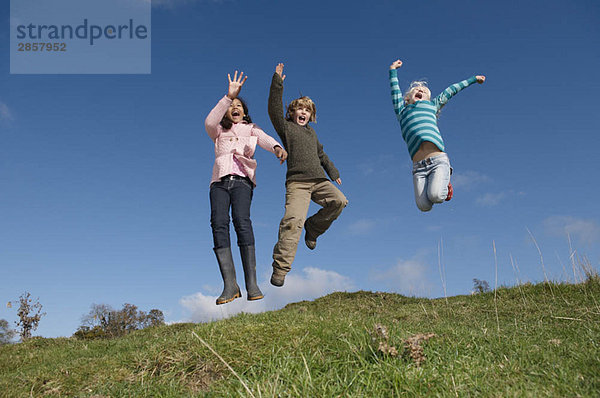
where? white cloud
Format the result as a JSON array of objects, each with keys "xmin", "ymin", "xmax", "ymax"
[
  {"xmin": 476, "ymin": 192, "xmax": 506, "ymax": 207},
  {"xmin": 451, "ymin": 170, "xmax": 490, "ymax": 190},
  {"xmin": 347, "ymin": 218, "xmax": 377, "ymax": 235},
  {"xmin": 543, "ymin": 216, "xmax": 600, "ymax": 244},
  {"xmin": 179, "ymin": 267, "xmax": 355, "ymax": 323},
  {"xmin": 201, "ymin": 284, "xmax": 220, "ymax": 295},
  {"xmin": 370, "ymin": 256, "xmax": 433, "ymax": 297},
  {"xmin": 0, "ymin": 102, "xmax": 13, "ymax": 121}
]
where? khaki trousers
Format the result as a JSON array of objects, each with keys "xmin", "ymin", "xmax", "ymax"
[{"xmin": 272, "ymin": 179, "xmax": 348, "ymax": 275}]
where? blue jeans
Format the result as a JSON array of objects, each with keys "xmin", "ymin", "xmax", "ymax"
[
  {"xmin": 209, "ymin": 175, "xmax": 254, "ymax": 249},
  {"xmin": 412, "ymin": 153, "xmax": 451, "ymax": 212}
]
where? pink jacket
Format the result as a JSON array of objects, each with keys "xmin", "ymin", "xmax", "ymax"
[{"xmin": 205, "ymin": 96, "xmax": 282, "ymax": 186}]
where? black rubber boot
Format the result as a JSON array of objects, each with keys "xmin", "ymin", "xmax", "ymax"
[
  {"xmin": 214, "ymin": 247, "xmax": 241, "ymax": 305},
  {"xmin": 239, "ymin": 245, "xmax": 264, "ymax": 301}
]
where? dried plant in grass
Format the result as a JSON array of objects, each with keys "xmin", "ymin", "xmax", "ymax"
[
  {"xmin": 372, "ymin": 323, "xmax": 398, "ymax": 356},
  {"xmin": 378, "ymin": 341, "xmax": 399, "ymax": 356},
  {"xmin": 371, "ymin": 324, "xmax": 436, "ymax": 366},
  {"xmin": 373, "ymin": 323, "xmax": 389, "ymax": 340},
  {"xmin": 548, "ymin": 339, "xmax": 562, "ymax": 346},
  {"xmin": 403, "ymin": 333, "xmax": 436, "ymax": 366}
]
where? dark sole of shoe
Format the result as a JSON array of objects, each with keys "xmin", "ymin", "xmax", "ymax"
[{"xmin": 216, "ymin": 292, "xmax": 241, "ymax": 305}]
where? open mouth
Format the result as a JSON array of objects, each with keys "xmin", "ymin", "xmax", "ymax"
[
  {"xmin": 231, "ymin": 110, "xmax": 240, "ymax": 117},
  {"xmin": 299, "ymin": 115, "xmax": 306, "ymax": 123},
  {"xmin": 415, "ymin": 92, "xmax": 423, "ymax": 100}
]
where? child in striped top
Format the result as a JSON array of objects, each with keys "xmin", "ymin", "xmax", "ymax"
[{"xmin": 389, "ymin": 59, "xmax": 485, "ymax": 212}]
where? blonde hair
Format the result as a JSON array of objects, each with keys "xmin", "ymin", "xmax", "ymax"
[
  {"xmin": 403, "ymin": 80, "xmax": 430, "ymax": 103},
  {"xmin": 405, "ymin": 80, "xmax": 445, "ymax": 117},
  {"xmin": 286, "ymin": 96, "xmax": 317, "ymax": 123}
]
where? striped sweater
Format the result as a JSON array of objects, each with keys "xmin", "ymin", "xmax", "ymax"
[{"xmin": 390, "ymin": 69, "xmax": 478, "ymax": 158}]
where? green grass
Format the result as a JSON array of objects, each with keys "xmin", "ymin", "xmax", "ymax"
[{"xmin": 1, "ymin": 280, "xmax": 599, "ymax": 397}]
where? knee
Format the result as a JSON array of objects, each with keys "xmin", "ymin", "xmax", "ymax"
[
  {"xmin": 232, "ymin": 215, "xmax": 252, "ymax": 230},
  {"xmin": 329, "ymin": 196, "xmax": 348, "ymax": 212},
  {"xmin": 429, "ymin": 190, "xmax": 447, "ymax": 204},
  {"xmin": 416, "ymin": 198, "xmax": 432, "ymax": 212},
  {"xmin": 210, "ymin": 214, "xmax": 230, "ymax": 229},
  {"xmin": 417, "ymin": 204, "xmax": 432, "ymax": 212},
  {"xmin": 280, "ymin": 216, "xmax": 305, "ymax": 232}
]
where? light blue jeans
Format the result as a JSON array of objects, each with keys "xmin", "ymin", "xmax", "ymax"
[{"xmin": 412, "ymin": 153, "xmax": 451, "ymax": 212}]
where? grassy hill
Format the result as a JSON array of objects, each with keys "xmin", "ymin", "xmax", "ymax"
[{"xmin": 1, "ymin": 279, "xmax": 599, "ymax": 397}]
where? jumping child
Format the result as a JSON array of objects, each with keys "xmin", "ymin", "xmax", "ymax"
[
  {"xmin": 205, "ymin": 71, "xmax": 287, "ymax": 304},
  {"xmin": 389, "ymin": 59, "xmax": 485, "ymax": 211},
  {"xmin": 268, "ymin": 63, "xmax": 348, "ymax": 287}
]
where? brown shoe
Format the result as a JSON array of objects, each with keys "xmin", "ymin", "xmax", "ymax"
[
  {"xmin": 304, "ymin": 221, "xmax": 317, "ymax": 250},
  {"xmin": 270, "ymin": 270, "xmax": 286, "ymax": 287}
]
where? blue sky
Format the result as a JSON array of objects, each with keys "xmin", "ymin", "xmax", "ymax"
[{"xmin": 1, "ymin": 0, "xmax": 599, "ymax": 338}]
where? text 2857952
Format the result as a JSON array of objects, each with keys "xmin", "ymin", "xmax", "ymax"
[{"xmin": 18, "ymin": 43, "xmax": 67, "ymax": 52}]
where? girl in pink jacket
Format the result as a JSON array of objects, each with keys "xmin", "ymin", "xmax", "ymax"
[{"xmin": 205, "ymin": 71, "xmax": 287, "ymax": 305}]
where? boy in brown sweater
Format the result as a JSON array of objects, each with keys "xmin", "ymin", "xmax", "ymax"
[{"xmin": 268, "ymin": 63, "xmax": 348, "ymax": 287}]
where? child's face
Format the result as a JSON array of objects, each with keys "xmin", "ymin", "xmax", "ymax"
[
  {"xmin": 407, "ymin": 87, "xmax": 431, "ymax": 104},
  {"xmin": 293, "ymin": 107, "xmax": 311, "ymax": 126},
  {"xmin": 226, "ymin": 99, "xmax": 245, "ymax": 123}
]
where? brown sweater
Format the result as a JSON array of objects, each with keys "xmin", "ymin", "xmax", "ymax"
[{"xmin": 268, "ymin": 73, "xmax": 340, "ymax": 183}]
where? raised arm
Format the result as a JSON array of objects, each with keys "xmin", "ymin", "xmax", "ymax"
[
  {"xmin": 433, "ymin": 75, "xmax": 485, "ymax": 110},
  {"xmin": 389, "ymin": 60, "xmax": 405, "ymax": 120},
  {"xmin": 205, "ymin": 71, "xmax": 248, "ymax": 140},
  {"xmin": 268, "ymin": 63, "xmax": 287, "ymax": 138}
]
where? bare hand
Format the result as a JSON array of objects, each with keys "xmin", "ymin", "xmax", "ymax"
[
  {"xmin": 274, "ymin": 146, "xmax": 288, "ymax": 164},
  {"xmin": 335, "ymin": 178, "xmax": 342, "ymax": 185},
  {"xmin": 227, "ymin": 70, "xmax": 247, "ymax": 99},
  {"xmin": 390, "ymin": 59, "xmax": 403, "ymax": 70},
  {"xmin": 275, "ymin": 63, "xmax": 286, "ymax": 81},
  {"xmin": 476, "ymin": 75, "xmax": 486, "ymax": 84}
]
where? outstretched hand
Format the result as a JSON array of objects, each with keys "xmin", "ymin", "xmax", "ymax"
[
  {"xmin": 275, "ymin": 63, "xmax": 286, "ymax": 81},
  {"xmin": 227, "ymin": 70, "xmax": 248, "ymax": 99},
  {"xmin": 274, "ymin": 146, "xmax": 288, "ymax": 164},
  {"xmin": 476, "ymin": 75, "xmax": 486, "ymax": 84},
  {"xmin": 335, "ymin": 178, "xmax": 342, "ymax": 185},
  {"xmin": 390, "ymin": 59, "xmax": 403, "ymax": 70}
]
